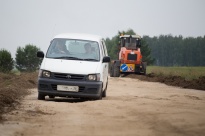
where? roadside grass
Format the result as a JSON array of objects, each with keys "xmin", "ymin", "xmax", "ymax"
[
  {"xmin": 11, "ymin": 69, "xmax": 21, "ymax": 75},
  {"xmin": 147, "ymin": 66, "xmax": 205, "ymax": 81}
]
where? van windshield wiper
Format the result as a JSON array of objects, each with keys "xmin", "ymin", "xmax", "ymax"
[
  {"xmin": 53, "ymin": 56, "xmax": 83, "ymax": 60},
  {"xmin": 83, "ymin": 58, "xmax": 98, "ymax": 61},
  {"xmin": 52, "ymin": 56, "xmax": 98, "ymax": 61}
]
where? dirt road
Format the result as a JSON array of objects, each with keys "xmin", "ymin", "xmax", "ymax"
[{"xmin": 1, "ymin": 77, "xmax": 205, "ymax": 136}]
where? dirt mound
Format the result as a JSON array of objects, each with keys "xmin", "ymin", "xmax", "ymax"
[
  {"xmin": 0, "ymin": 72, "xmax": 38, "ymax": 120},
  {"xmin": 126, "ymin": 73, "xmax": 205, "ymax": 91}
]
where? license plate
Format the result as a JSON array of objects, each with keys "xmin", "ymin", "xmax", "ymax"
[{"xmin": 57, "ymin": 85, "xmax": 79, "ymax": 92}]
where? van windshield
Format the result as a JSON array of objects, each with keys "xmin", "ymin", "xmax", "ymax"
[{"xmin": 46, "ymin": 38, "xmax": 100, "ymax": 61}]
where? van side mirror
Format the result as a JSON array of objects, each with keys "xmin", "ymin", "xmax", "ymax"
[
  {"xmin": 102, "ymin": 56, "xmax": 110, "ymax": 63},
  {"xmin": 37, "ymin": 51, "xmax": 44, "ymax": 58}
]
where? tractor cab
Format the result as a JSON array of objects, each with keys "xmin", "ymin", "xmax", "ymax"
[{"xmin": 119, "ymin": 35, "xmax": 141, "ymax": 50}]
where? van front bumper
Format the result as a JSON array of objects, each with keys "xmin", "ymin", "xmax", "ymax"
[{"xmin": 38, "ymin": 78, "xmax": 103, "ymax": 99}]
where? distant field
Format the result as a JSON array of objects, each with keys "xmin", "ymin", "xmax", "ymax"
[{"xmin": 147, "ymin": 66, "xmax": 205, "ymax": 80}]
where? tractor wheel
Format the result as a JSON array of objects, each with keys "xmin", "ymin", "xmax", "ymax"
[
  {"xmin": 110, "ymin": 64, "xmax": 114, "ymax": 77},
  {"xmin": 142, "ymin": 62, "xmax": 147, "ymax": 75},
  {"xmin": 142, "ymin": 68, "xmax": 146, "ymax": 75},
  {"xmin": 113, "ymin": 64, "xmax": 120, "ymax": 77}
]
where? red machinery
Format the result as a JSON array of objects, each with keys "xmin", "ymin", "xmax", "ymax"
[{"xmin": 110, "ymin": 34, "xmax": 146, "ymax": 77}]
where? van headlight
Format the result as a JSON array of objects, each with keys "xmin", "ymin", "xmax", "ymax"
[
  {"xmin": 87, "ymin": 74, "xmax": 100, "ymax": 81},
  {"xmin": 39, "ymin": 70, "xmax": 51, "ymax": 78}
]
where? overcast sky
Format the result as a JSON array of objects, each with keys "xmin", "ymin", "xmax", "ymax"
[{"xmin": 0, "ymin": 0, "xmax": 205, "ymax": 58}]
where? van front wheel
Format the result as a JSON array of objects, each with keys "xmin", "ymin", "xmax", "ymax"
[
  {"xmin": 102, "ymin": 80, "xmax": 108, "ymax": 97},
  {"xmin": 95, "ymin": 88, "xmax": 103, "ymax": 100},
  {"xmin": 38, "ymin": 93, "xmax": 45, "ymax": 100}
]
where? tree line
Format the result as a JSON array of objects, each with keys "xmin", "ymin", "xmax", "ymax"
[
  {"xmin": 0, "ymin": 44, "xmax": 41, "ymax": 73},
  {"xmin": 143, "ymin": 35, "xmax": 205, "ymax": 66}
]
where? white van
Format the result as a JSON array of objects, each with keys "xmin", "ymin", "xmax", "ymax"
[{"xmin": 37, "ymin": 33, "xmax": 110, "ymax": 100}]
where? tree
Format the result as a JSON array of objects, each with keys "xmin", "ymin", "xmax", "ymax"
[
  {"xmin": 141, "ymin": 39, "xmax": 155, "ymax": 65},
  {"xmin": 0, "ymin": 49, "xmax": 14, "ymax": 73},
  {"xmin": 15, "ymin": 44, "xmax": 41, "ymax": 72}
]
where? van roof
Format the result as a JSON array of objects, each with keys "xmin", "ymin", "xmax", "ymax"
[{"xmin": 54, "ymin": 33, "xmax": 102, "ymax": 42}]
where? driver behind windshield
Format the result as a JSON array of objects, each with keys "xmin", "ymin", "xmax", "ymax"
[
  {"xmin": 84, "ymin": 43, "xmax": 96, "ymax": 59},
  {"xmin": 54, "ymin": 41, "xmax": 69, "ymax": 54}
]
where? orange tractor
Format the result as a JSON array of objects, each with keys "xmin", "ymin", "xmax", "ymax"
[{"xmin": 110, "ymin": 34, "xmax": 146, "ymax": 77}]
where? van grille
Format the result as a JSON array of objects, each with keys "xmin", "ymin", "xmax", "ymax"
[{"xmin": 53, "ymin": 73, "xmax": 85, "ymax": 80}]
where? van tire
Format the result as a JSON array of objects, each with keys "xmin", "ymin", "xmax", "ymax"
[
  {"xmin": 102, "ymin": 80, "xmax": 108, "ymax": 97},
  {"xmin": 38, "ymin": 93, "xmax": 45, "ymax": 100},
  {"xmin": 102, "ymin": 90, "xmax": 106, "ymax": 97},
  {"xmin": 95, "ymin": 87, "xmax": 103, "ymax": 100}
]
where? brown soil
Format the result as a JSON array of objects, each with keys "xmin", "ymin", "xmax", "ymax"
[
  {"xmin": 0, "ymin": 72, "xmax": 38, "ymax": 120},
  {"xmin": 126, "ymin": 73, "xmax": 205, "ymax": 91}
]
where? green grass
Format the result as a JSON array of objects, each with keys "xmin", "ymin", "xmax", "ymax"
[
  {"xmin": 147, "ymin": 66, "xmax": 205, "ymax": 81},
  {"xmin": 11, "ymin": 68, "xmax": 21, "ymax": 75}
]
